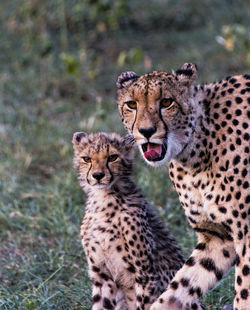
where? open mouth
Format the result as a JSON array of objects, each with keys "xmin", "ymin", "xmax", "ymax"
[{"xmin": 141, "ymin": 143, "xmax": 166, "ymax": 161}]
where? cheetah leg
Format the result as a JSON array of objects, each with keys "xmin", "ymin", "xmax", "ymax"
[
  {"xmin": 233, "ymin": 234, "xmax": 250, "ymax": 310},
  {"xmin": 135, "ymin": 280, "xmax": 160, "ymax": 310},
  {"xmin": 121, "ymin": 287, "xmax": 136, "ymax": 310},
  {"xmin": 150, "ymin": 235, "xmax": 235, "ymax": 310},
  {"xmin": 114, "ymin": 288, "xmax": 129, "ymax": 310},
  {"xmin": 88, "ymin": 264, "xmax": 121, "ymax": 310}
]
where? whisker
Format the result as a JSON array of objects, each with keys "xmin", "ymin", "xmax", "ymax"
[
  {"xmin": 162, "ymin": 141, "xmax": 167, "ymax": 152},
  {"xmin": 107, "ymin": 176, "xmax": 119, "ymax": 189}
]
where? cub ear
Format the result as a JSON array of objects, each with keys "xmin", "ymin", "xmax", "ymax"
[
  {"xmin": 116, "ymin": 71, "xmax": 139, "ymax": 89},
  {"xmin": 175, "ymin": 63, "xmax": 197, "ymax": 86},
  {"xmin": 72, "ymin": 132, "xmax": 88, "ymax": 145}
]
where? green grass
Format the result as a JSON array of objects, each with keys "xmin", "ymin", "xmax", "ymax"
[{"xmin": 1, "ymin": 0, "xmax": 249, "ymax": 309}]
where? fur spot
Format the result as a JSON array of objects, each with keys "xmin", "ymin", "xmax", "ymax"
[
  {"xmin": 180, "ymin": 278, "xmax": 189, "ymax": 287},
  {"xmin": 103, "ymin": 297, "xmax": 113, "ymax": 309},
  {"xmin": 170, "ymin": 281, "xmax": 179, "ymax": 290},
  {"xmin": 242, "ymin": 265, "xmax": 249, "ymax": 276},
  {"xmin": 222, "ymin": 249, "xmax": 230, "ymax": 258},
  {"xmin": 219, "ymin": 206, "xmax": 227, "ymax": 213},
  {"xmin": 189, "ymin": 287, "xmax": 195, "ymax": 296},
  {"xmin": 100, "ymin": 273, "xmax": 110, "ymax": 281},
  {"xmin": 195, "ymin": 243, "xmax": 206, "ymax": 250},
  {"xmin": 200, "ymin": 258, "xmax": 216, "ymax": 272},
  {"xmin": 185, "ymin": 256, "xmax": 196, "ymax": 266},
  {"xmin": 199, "ymin": 258, "xmax": 223, "ymax": 280},
  {"xmin": 93, "ymin": 294, "xmax": 101, "ymax": 303},
  {"xmin": 92, "ymin": 266, "xmax": 100, "ymax": 273},
  {"xmin": 240, "ymin": 289, "xmax": 248, "ymax": 299},
  {"xmin": 237, "ymin": 276, "xmax": 242, "ymax": 285}
]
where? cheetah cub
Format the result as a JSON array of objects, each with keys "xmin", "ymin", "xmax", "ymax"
[{"xmin": 72, "ymin": 132, "xmax": 184, "ymax": 310}]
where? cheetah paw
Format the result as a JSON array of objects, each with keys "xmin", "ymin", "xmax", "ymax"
[{"xmin": 150, "ymin": 295, "xmax": 204, "ymax": 310}]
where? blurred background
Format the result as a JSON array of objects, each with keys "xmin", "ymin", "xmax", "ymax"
[{"xmin": 0, "ymin": 0, "xmax": 249, "ymax": 309}]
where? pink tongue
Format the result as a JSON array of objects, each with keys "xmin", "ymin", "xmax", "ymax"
[{"xmin": 144, "ymin": 144, "xmax": 162, "ymax": 160}]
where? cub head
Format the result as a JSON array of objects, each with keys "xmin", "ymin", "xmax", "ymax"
[
  {"xmin": 116, "ymin": 63, "xmax": 197, "ymax": 167},
  {"xmin": 72, "ymin": 132, "xmax": 134, "ymax": 190}
]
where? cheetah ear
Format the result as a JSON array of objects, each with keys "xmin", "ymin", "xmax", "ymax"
[
  {"xmin": 116, "ymin": 71, "xmax": 139, "ymax": 89},
  {"xmin": 175, "ymin": 63, "xmax": 197, "ymax": 86},
  {"xmin": 72, "ymin": 132, "xmax": 88, "ymax": 145}
]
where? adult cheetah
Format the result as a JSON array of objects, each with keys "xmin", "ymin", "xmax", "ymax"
[
  {"xmin": 116, "ymin": 63, "xmax": 249, "ymax": 310},
  {"xmin": 72, "ymin": 132, "xmax": 184, "ymax": 310}
]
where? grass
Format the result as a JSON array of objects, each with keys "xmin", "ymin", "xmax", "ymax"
[{"xmin": 0, "ymin": 0, "xmax": 249, "ymax": 309}]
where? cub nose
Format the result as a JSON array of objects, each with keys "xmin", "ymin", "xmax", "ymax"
[
  {"xmin": 139, "ymin": 126, "xmax": 156, "ymax": 139},
  {"xmin": 92, "ymin": 172, "xmax": 105, "ymax": 180}
]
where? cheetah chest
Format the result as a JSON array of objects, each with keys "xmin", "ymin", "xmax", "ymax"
[
  {"xmin": 81, "ymin": 206, "xmax": 135, "ymax": 288},
  {"xmin": 169, "ymin": 162, "xmax": 232, "ymax": 229}
]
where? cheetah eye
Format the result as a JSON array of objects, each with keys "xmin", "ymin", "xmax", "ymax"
[
  {"xmin": 160, "ymin": 98, "xmax": 174, "ymax": 109},
  {"xmin": 82, "ymin": 156, "xmax": 91, "ymax": 163},
  {"xmin": 108, "ymin": 154, "xmax": 119, "ymax": 162},
  {"xmin": 125, "ymin": 101, "xmax": 137, "ymax": 110}
]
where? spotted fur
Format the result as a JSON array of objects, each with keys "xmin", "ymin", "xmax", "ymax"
[
  {"xmin": 116, "ymin": 63, "xmax": 250, "ymax": 310},
  {"xmin": 73, "ymin": 132, "xmax": 184, "ymax": 310}
]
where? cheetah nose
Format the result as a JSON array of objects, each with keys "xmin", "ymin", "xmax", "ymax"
[
  {"xmin": 139, "ymin": 126, "xmax": 156, "ymax": 139},
  {"xmin": 92, "ymin": 172, "xmax": 105, "ymax": 180}
]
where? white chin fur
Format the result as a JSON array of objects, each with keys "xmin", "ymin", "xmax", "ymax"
[
  {"xmin": 138, "ymin": 131, "xmax": 184, "ymax": 167},
  {"xmin": 165, "ymin": 131, "xmax": 184, "ymax": 160}
]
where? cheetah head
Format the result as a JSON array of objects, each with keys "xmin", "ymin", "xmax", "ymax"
[
  {"xmin": 72, "ymin": 132, "xmax": 134, "ymax": 189},
  {"xmin": 116, "ymin": 63, "xmax": 197, "ymax": 167}
]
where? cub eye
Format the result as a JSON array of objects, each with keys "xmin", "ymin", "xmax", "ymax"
[
  {"xmin": 125, "ymin": 101, "xmax": 137, "ymax": 110},
  {"xmin": 82, "ymin": 156, "xmax": 91, "ymax": 163},
  {"xmin": 108, "ymin": 154, "xmax": 118, "ymax": 162},
  {"xmin": 160, "ymin": 98, "xmax": 174, "ymax": 109}
]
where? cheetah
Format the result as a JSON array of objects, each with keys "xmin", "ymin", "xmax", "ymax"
[
  {"xmin": 72, "ymin": 132, "xmax": 184, "ymax": 310},
  {"xmin": 116, "ymin": 63, "xmax": 250, "ymax": 310}
]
